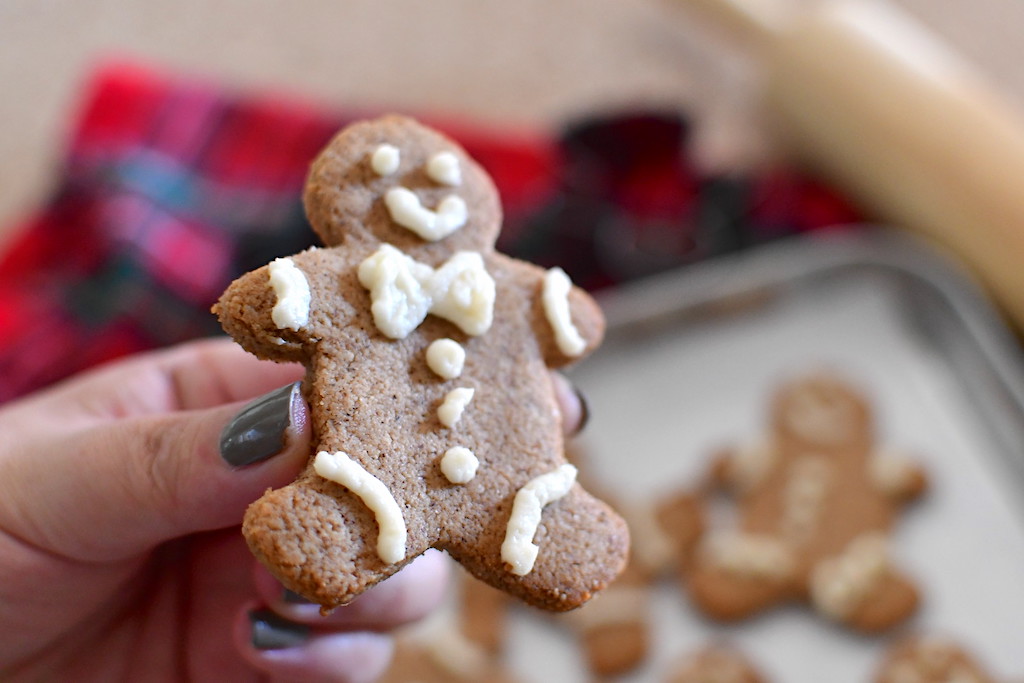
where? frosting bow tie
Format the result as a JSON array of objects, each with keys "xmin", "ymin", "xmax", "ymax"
[{"xmin": 358, "ymin": 244, "xmax": 496, "ymax": 339}]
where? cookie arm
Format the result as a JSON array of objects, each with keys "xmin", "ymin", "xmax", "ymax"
[
  {"xmin": 214, "ymin": 266, "xmax": 305, "ymax": 363},
  {"xmin": 528, "ymin": 264, "xmax": 605, "ymax": 369},
  {"xmin": 868, "ymin": 449, "xmax": 928, "ymax": 502},
  {"xmin": 214, "ymin": 252, "xmax": 333, "ymax": 364},
  {"xmin": 705, "ymin": 437, "xmax": 777, "ymax": 496}
]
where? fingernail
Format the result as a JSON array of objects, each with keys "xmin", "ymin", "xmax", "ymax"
[
  {"xmin": 282, "ymin": 589, "xmax": 312, "ymax": 604},
  {"xmin": 220, "ymin": 382, "xmax": 302, "ymax": 467},
  {"xmin": 575, "ymin": 386, "xmax": 591, "ymax": 433},
  {"xmin": 249, "ymin": 609, "xmax": 309, "ymax": 650}
]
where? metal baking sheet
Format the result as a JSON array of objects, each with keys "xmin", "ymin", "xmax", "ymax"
[{"xmin": 504, "ymin": 230, "xmax": 1024, "ymax": 682}]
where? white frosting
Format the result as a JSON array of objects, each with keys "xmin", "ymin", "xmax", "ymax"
[
  {"xmin": 384, "ymin": 187, "xmax": 467, "ymax": 241},
  {"xmin": 267, "ymin": 257, "xmax": 311, "ymax": 330},
  {"xmin": 370, "ymin": 144, "xmax": 400, "ymax": 176},
  {"xmin": 779, "ymin": 456, "xmax": 831, "ymax": 542},
  {"xmin": 358, "ymin": 244, "xmax": 433, "ymax": 339},
  {"xmin": 313, "ymin": 451, "xmax": 407, "ymax": 564},
  {"xmin": 702, "ymin": 531, "xmax": 794, "ymax": 580},
  {"xmin": 810, "ymin": 532, "xmax": 889, "ymax": 620},
  {"xmin": 501, "ymin": 464, "xmax": 577, "ymax": 575},
  {"xmin": 727, "ymin": 436, "xmax": 776, "ymax": 492},
  {"xmin": 426, "ymin": 338, "xmax": 466, "ymax": 379},
  {"xmin": 438, "ymin": 387, "xmax": 474, "ymax": 428},
  {"xmin": 426, "ymin": 151, "xmax": 462, "ymax": 186},
  {"xmin": 427, "ymin": 252, "xmax": 495, "ymax": 336},
  {"xmin": 889, "ymin": 637, "xmax": 981, "ymax": 683},
  {"xmin": 358, "ymin": 244, "xmax": 494, "ymax": 338},
  {"xmin": 440, "ymin": 446, "xmax": 479, "ymax": 484},
  {"xmin": 542, "ymin": 267, "xmax": 586, "ymax": 357}
]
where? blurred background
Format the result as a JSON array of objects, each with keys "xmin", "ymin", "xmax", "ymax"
[{"xmin": 4, "ymin": 0, "xmax": 1024, "ymax": 226}]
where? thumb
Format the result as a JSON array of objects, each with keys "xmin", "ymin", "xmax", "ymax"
[{"xmin": 1, "ymin": 383, "xmax": 310, "ymax": 563}]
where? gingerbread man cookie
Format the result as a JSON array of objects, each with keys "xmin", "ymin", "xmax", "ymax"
[
  {"xmin": 558, "ymin": 492, "xmax": 705, "ymax": 676},
  {"xmin": 555, "ymin": 561, "xmax": 652, "ymax": 677},
  {"xmin": 215, "ymin": 115, "xmax": 629, "ymax": 611},
  {"xmin": 875, "ymin": 635, "xmax": 999, "ymax": 683},
  {"xmin": 685, "ymin": 372, "xmax": 926, "ymax": 631},
  {"xmin": 664, "ymin": 645, "xmax": 768, "ymax": 683},
  {"xmin": 550, "ymin": 443, "xmax": 703, "ymax": 677},
  {"xmin": 382, "ymin": 609, "xmax": 521, "ymax": 683},
  {"xmin": 380, "ymin": 567, "xmax": 520, "ymax": 683}
]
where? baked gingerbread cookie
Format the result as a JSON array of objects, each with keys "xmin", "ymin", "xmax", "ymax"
[
  {"xmin": 875, "ymin": 635, "xmax": 999, "ymax": 683},
  {"xmin": 379, "ymin": 638, "xmax": 520, "ymax": 683},
  {"xmin": 215, "ymin": 115, "xmax": 629, "ymax": 611},
  {"xmin": 551, "ymin": 443, "xmax": 703, "ymax": 677},
  {"xmin": 555, "ymin": 557, "xmax": 652, "ymax": 677},
  {"xmin": 558, "ymin": 491, "xmax": 704, "ymax": 676},
  {"xmin": 664, "ymin": 644, "xmax": 768, "ymax": 683},
  {"xmin": 685, "ymin": 372, "xmax": 926, "ymax": 632},
  {"xmin": 454, "ymin": 567, "xmax": 511, "ymax": 657},
  {"xmin": 381, "ymin": 567, "xmax": 520, "ymax": 683}
]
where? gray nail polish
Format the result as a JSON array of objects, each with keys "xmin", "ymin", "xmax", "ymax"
[
  {"xmin": 249, "ymin": 609, "xmax": 309, "ymax": 650},
  {"xmin": 574, "ymin": 385, "xmax": 591, "ymax": 433},
  {"xmin": 220, "ymin": 383, "xmax": 301, "ymax": 467},
  {"xmin": 282, "ymin": 588, "xmax": 312, "ymax": 604}
]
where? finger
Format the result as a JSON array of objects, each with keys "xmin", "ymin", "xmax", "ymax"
[
  {"xmin": 235, "ymin": 604, "xmax": 393, "ymax": 683},
  {"xmin": 72, "ymin": 337, "xmax": 303, "ymax": 417},
  {"xmin": 550, "ymin": 372, "xmax": 590, "ymax": 436},
  {"xmin": 0, "ymin": 382, "xmax": 311, "ymax": 562},
  {"xmin": 0, "ymin": 338, "xmax": 304, "ymax": 436},
  {"xmin": 254, "ymin": 550, "xmax": 451, "ymax": 630}
]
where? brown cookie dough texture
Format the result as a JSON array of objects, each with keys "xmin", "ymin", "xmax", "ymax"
[
  {"xmin": 380, "ymin": 568, "xmax": 520, "ymax": 683},
  {"xmin": 665, "ymin": 645, "xmax": 768, "ymax": 683},
  {"xmin": 685, "ymin": 372, "xmax": 927, "ymax": 632},
  {"xmin": 875, "ymin": 635, "xmax": 998, "ymax": 683},
  {"xmin": 555, "ymin": 442, "xmax": 707, "ymax": 677},
  {"xmin": 215, "ymin": 115, "xmax": 628, "ymax": 612}
]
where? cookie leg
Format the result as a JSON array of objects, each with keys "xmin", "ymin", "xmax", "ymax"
[
  {"xmin": 456, "ymin": 570, "xmax": 511, "ymax": 655},
  {"xmin": 686, "ymin": 533, "xmax": 797, "ymax": 621},
  {"xmin": 833, "ymin": 570, "xmax": 920, "ymax": 633},
  {"xmin": 558, "ymin": 580, "xmax": 650, "ymax": 677},
  {"xmin": 687, "ymin": 565, "xmax": 794, "ymax": 621},
  {"xmin": 243, "ymin": 480, "xmax": 420, "ymax": 610},
  {"xmin": 580, "ymin": 619, "xmax": 649, "ymax": 677},
  {"xmin": 809, "ymin": 533, "xmax": 919, "ymax": 632},
  {"xmin": 449, "ymin": 488, "xmax": 630, "ymax": 612},
  {"xmin": 666, "ymin": 645, "xmax": 768, "ymax": 683}
]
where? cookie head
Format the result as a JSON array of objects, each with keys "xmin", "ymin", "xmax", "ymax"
[
  {"xmin": 218, "ymin": 114, "xmax": 624, "ymax": 615},
  {"xmin": 303, "ymin": 115, "xmax": 502, "ymax": 257},
  {"xmin": 771, "ymin": 373, "xmax": 872, "ymax": 448}
]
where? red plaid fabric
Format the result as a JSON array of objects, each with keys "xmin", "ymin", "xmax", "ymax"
[{"xmin": 0, "ymin": 62, "xmax": 859, "ymax": 402}]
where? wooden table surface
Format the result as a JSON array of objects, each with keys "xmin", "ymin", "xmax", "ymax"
[{"xmin": 2, "ymin": 0, "xmax": 1023, "ymax": 232}]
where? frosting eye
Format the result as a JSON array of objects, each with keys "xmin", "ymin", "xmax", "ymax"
[
  {"xmin": 426, "ymin": 151, "xmax": 462, "ymax": 186},
  {"xmin": 371, "ymin": 144, "xmax": 401, "ymax": 176}
]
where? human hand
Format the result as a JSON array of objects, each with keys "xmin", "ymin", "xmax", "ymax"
[{"xmin": 0, "ymin": 337, "xmax": 587, "ymax": 682}]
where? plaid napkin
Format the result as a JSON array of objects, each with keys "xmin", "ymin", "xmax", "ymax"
[{"xmin": 0, "ymin": 62, "xmax": 859, "ymax": 402}]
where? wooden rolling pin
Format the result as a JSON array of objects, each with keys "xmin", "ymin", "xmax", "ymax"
[{"xmin": 681, "ymin": 0, "xmax": 1024, "ymax": 331}]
